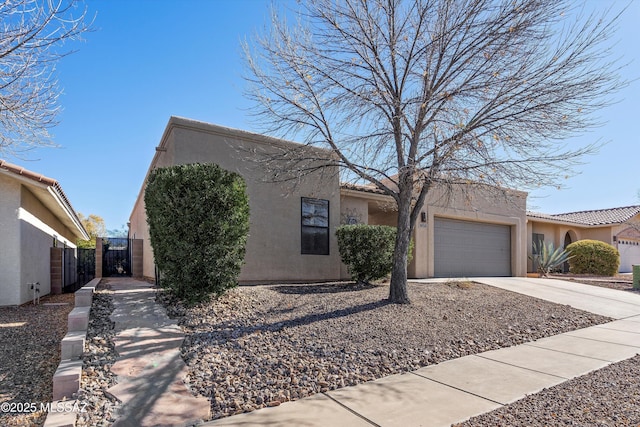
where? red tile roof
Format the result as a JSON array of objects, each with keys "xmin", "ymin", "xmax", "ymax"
[
  {"xmin": 340, "ymin": 182, "xmax": 387, "ymax": 195},
  {"xmin": 0, "ymin": 159, "xmax": 88, "ymax": 239},
  {"xmin": 528, "ymin": 205, "xmax": 640, "ymax": 226}
]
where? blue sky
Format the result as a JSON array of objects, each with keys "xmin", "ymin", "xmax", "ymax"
[{"xmin": 7, "ymin": 0, "xmax": 640, "ymax": 231}]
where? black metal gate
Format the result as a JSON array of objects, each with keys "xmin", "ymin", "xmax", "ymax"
[{"xmin": 102, "ymin": 238, "xmax": 133, "ymax": 277}]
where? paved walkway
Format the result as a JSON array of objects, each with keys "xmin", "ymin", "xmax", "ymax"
[
  {"xmin": 105, "ymin": 278, "xmax": 210, "ymax": 427},
  {"xmin": 202, "ymin": 277, "xmax": 640, "ymax": 427}
]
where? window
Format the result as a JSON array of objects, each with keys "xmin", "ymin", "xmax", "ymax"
[
  {"xmin": 301, "ymin": 197, "xmax": 329, "ymax": 255},
  {"xmin": 532, "ymin": 233, "xmax": 544, "ymax": 254}
]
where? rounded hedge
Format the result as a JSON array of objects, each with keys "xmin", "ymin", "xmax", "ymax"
[
  {"xmin": 336, "ymin": 224, "xmax": 412, "ymax": 284},
  {"xmin": 565, "ymin": 239, "xmax": 620, "ymax": 276},
  {"xmin": 145, "ymin": 163, "xmax": 250, "ymax": 303}
]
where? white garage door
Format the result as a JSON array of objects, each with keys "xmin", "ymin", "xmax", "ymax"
[
  {"xmin": 434, "ymin": 218, "xmax": 511, "ymax": 277},
  {"xmin": 618, "ymin": 240, "xmax": 640, "ymax": 273}
]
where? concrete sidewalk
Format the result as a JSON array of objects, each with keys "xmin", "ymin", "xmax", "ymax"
[{"xmin": 202, "ymin": 278, "xmax": 640, "ymax": 427}]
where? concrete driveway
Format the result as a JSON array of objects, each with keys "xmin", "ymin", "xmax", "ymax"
[{"xmin": 466, "ymin": 277, "xmax": 640, "ymax": 319}]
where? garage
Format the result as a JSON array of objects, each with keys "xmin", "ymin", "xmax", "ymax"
[
  {"xmin": 618, "ymin": 240, "xmax": 640, "ymax": 273},
  {"xmin": 434, "ymin": 218, "xmax": 511, "ymax": 277}
]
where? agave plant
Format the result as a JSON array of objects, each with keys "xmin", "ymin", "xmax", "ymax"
[{"xmin": 529, "ymin": 241, "xmax": 574, "ymax": 278}]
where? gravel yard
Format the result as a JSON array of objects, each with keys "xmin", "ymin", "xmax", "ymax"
[
  {"xmin": 0, "ymin": 293, "xmax": 74, "ymax": 427},
  {"xmin": 563, "ymin": 277, "xmax": 639, "ymax": 293},
  {"xmin": 75, "ymin": 283, "xmax": 120, "ymax": 427},
  {"xmin": 8, "ymin": 278, "xmax": 631, "ymax": 427},
  {"xmin": 160, "ymin": 280, "xmax": 611, "ymax": 420}
]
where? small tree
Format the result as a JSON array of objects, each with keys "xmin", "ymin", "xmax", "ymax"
[
  {"xmin": 77, "ymin": 213, "xmax": 106, "ymax": 249},
  {"xmin": 144, "ymin": 163, "xmax": 250, "ymax": 303},
  {"xmin": 566, "ymin": 239, "xmax": 620, "ymax": 276}
]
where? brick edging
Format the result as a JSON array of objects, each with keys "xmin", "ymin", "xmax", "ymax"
[{"xmin": 43, "ymin": 278, "xmax": 101, "ymax": 427}]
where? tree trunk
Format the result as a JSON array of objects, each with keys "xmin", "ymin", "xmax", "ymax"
[{"xmin": 389, "ymin": 193, "xmax": 412, "ymax": 304}]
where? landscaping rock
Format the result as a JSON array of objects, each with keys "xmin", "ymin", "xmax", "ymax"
[
  {"xmin": 75, "ymin": 285, "xmax": 120, "ymax": 427},
  {"xmin": 158, "ymin": 281, "xmax": 611, "ymax": 420}
]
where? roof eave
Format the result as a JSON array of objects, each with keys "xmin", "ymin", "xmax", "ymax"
[
  {"xmin": 48, "ymin": 186, "xmax": 90, "ymax": 240},
  {"xmin": 1, "ymin": 161, "xmax": 89, "ymax": 241},
  {"xmin": 526, "ymin": 215, "xmax": 624, "ymax": 228}
]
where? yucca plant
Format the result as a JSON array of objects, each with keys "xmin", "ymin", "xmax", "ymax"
[{"xmin": 529, "ymin": 241, "xmax": 574, "ymax": 278}]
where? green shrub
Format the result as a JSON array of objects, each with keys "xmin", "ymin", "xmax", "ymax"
[
  {"xmin": 336, "ymin": 224, "xmax": 412, "ymax": 284},
  {"xmin": 144, "ymin": 163, "xmax": 250, "ymax": 303},
  {"xmin": 566, "ymin": 239, "xmax": 620, "ymax": 276}
]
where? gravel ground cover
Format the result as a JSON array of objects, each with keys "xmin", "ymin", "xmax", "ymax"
[
  {"xmin": 564, "ymin": 277, "xmax": 639, "ymax": 293},
  {"xmin": 0, "ymin": 293, "xmax": 74, "ymax": 427},
  {"xmin": 456, "ymin": 354, "xmax": 640, "ymax": 426},
  {"xmin": 75, "ymin": 281, "xmax": 120, "ymax": 427},
  {"xmin": 159, "ymin": 281, "xmax": 611, "ymax": 420}
]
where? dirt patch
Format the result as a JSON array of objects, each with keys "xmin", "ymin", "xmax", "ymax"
[{"xmin": 0, "ymin": 293, "xmax": 74, "ymax": 427}]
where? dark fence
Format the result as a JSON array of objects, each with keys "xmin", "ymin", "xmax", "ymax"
[
  {"xmin": 76, "ymin": 248, "xmax": 96, "ymax": 289},
  {"xmin": 62, "ymin": 248, "xmax": 80, "ymax": 293},
  {"xmin": 102, "ymin": 238, "xmax": 132, "ymax": 277}
]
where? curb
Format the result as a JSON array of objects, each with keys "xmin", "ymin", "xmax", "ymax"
[{"xmin": 43, "ymin": 278, "xmax": 101, "ymax": 427}]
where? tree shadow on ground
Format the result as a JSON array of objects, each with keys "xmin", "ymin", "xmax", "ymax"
[
  {"xmin": 271, "ymin": 282, "xmax": 381, "ymax": 295},
  {"xmin": 188, "ymin": 298, "xmax": 391, "ymax": 346}
]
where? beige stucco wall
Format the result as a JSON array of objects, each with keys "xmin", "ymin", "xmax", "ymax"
[
  {"xmin": 614, "ymin": 214, "xmax": 640, "ymax": 239},
  {"xmin": 132, "ymin": 118, "xmax": 532, "ymax": 283},
  {"xmin": 0, "ymin": 177, "xmax": 79, "ymax": 305},
  {"xmin": 527, "ymin": 221, "xmax": 594, "ymax": 272},
  {"xmin": 339, "ymin": 196, "xmax": 369, "ymax": 226},
  {"xmin": 19, "ymin": 187, "xmax": 78, "ymax": 304},
  {"xmin": 0, "ymin": 174, "xmax": 22, "ymax": 305},
  {"xmin": 129, "ymin": 196, "xmax": 153, "ymax": 279},
  {"xmin": 129, "ymin": 136, "xmax": 178, "ymax": 280},
  {"xmin": 338, "ymin": 195, "xmax": 370, "ymax": 279},
  {"xmin": 340, "ymin": 184, "xmax": 528, "ymax": 279},
  {"xmin": 418, "ymin": 185, "xmax": 527, "ymax": 278},
  {"xmin": 526, "ymin": 218, "xmax": 637, "ymax": 273},
  {"xmin": 528, "ymin": 221, "xmax": 581, "ymax": 247},
  {"xmin": 20, "ymin": 187, "xmax": 77, "ymax": 244},
  {"xmin": 130, "ymin": 118, "xmax": 342, "ymax": 283},
  {"xmin": 581, "ymin": 227, "xmax": 614, "ymax": 243}
]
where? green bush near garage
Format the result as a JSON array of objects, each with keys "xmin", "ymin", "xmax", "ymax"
[
  {"xmin": 144, "ymin": 163, "xmax": 250, "ymax": 303},
  {"xmin": 336, "ymin": 224, "xmax": 412, "ymax": 285},
  {"xmin": 566, "ymin": 239, "xmax": 620, "ymax": 276}
]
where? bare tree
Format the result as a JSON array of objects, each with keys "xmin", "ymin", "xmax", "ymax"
[
  {"xmin": 244, "ymin": 0, "xmax": 625, "ymax": 303},
  {"xmin": 0, "ymin": 0, "xmax": 89, "ymax": 156}
]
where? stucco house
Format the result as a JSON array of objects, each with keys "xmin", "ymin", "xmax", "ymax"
[
  {"xmin": 129, "ymin": 117, "xmax": 528, "ymax": 282},
  {"xmin": 131, "ymin": 116, "xmax": 347, "ymax": 283},
  {"xmin": 0, "ymin": 160, "xmax": 89, "ymax": 306},
  {"xmin": 527, "ymin": 206, "xmax": 640, "ymax": 273}
]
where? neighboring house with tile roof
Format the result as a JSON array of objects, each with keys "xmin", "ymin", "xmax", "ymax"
[
  {"xmin": 0, "ymin": 160, "xmax": 89, "ymax": 305},
  {"xmin": 527, "ymin": 206, "xmax": 640, "ymax": 273}
]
